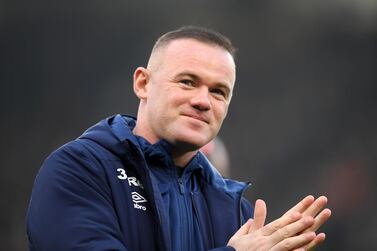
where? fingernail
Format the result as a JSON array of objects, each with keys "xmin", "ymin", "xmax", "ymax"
[
  {"xmin": 317, "ymin": 232, "xmax": 326, "ymax": 242},
  {"xmin": 305, "ymin": 195, "xmax": 315, "ymax": 202},
  {"xmin": 319, "ymin": 195, "xmax": 328, "ymax": 202},
  {"xmin": 324, "ymin": 208, "xmax": 332, "ymax": 216}
]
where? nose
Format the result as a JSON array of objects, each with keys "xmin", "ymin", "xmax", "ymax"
[{"xmin": 190, "ymin": 86, "xmax": 211, "ymax": 111}]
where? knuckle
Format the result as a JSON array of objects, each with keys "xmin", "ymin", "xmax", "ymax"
[
  {"xmin": 282, "ymin": 239, "xmax": 292, "ymax": 249},
  {"xmin": 272, "ymin": 222, "xmax": 281, "ymax": 232},
  {"xmin": 303, "ymin": 216, "xmax": 314, "ymax": 225},
  {"xmin": 278, "ymin": 227, "xmax": 291, "ymax": 238}
]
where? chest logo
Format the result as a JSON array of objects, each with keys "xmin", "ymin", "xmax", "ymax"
[{"xmin": 131, "ymin": 191, "xmax": 147, "ymax": 211}]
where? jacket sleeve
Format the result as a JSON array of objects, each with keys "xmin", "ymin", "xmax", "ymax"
[{"xmin": 26, "ymin": 142, "xmax": 128, "ymax": 251}]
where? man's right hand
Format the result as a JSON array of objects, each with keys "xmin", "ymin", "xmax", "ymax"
[{"xmin": 227, "ymin": 196, "xmax": 331, "ymax": 251}]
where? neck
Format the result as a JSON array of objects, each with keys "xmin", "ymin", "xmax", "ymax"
[
  {"xmin": 133, "ymin": 111, "xmax": 159, "ymax": 144},
  {"xmin": 172, "ymin": 149, "xmax": 198, "ymax": 167},
  {"xmin": 134, "ymin": 107, "xmax": 199, "ymax": 167},
  {"xmin": 133, "ymin": 123, "xmax": 198, "ymax": 167}
]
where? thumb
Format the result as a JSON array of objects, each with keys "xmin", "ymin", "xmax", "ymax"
[{"xmin": 248, "ymin": 199, "xmax": 267, "ymax": 233}]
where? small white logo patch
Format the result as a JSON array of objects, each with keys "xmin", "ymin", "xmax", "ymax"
[{"xmin": 131, "ymin": 191, "xmax": 147, "ymax": 211}]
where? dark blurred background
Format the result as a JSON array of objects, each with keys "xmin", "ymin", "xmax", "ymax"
[{"xmin": 1, "ymin": 0, "xmax": 377, "ymax": 250}]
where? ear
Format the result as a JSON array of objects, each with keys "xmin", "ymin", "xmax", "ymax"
[{"xmin": 133, "ymin": 67, "xmax": 150, "ymax": 100}]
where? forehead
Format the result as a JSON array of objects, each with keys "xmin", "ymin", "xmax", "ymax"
[{"xmin": 153, "ymin": 38, "xmax": 236, "ymax": 83}]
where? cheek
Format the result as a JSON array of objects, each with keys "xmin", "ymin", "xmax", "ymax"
[
  {"xmin": 213, "ymin": 103, "xmax": 228, "ymax": 122},
  {"xmin": 149, "ymin": 87, "xmax": 172, "ymax": 109},
  {"xmin": 149, "ymin": 93, "xmax": 180, "ymax": 121}
]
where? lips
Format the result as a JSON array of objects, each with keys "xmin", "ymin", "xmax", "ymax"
[{"xmin": 182, "ymin": 113, "xmax": 209, "ymax": 124}]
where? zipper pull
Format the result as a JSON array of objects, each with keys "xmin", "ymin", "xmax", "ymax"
[{"xmin": 177, "ymin": 178, "xmax": 185, "ymax": 194}]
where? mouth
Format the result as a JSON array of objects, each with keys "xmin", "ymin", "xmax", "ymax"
[{"xmin": 182, "ymin": 114, "xmax": 209, "ymax": 124}]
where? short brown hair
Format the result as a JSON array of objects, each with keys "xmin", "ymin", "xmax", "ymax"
[{"xmin": 152, "ymin": 26, "xmax": 236, "ymax": 58}]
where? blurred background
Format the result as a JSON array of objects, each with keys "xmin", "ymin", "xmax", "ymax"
[{"xmin": 1, "ymin": 0, "xmax": 377, "ymax": 250}]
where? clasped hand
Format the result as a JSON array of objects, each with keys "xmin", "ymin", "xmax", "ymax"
[{"xmin": 228, "ymin": 196, "xmax": 331, "ymax": 251}]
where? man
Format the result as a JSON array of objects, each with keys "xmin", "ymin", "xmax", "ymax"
[{"xmin": 27, "ymin": 26, "xmax": 331, "ymax": 251}]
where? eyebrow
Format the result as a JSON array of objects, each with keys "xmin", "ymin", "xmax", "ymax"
[{"xmin": 174, "ymin": 71, "xmax": 232, "ymax": 95}]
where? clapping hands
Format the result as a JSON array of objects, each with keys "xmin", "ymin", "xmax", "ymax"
[{"xmin": 228, "ymin": 196, "xmax": 331, "ymax": 251}]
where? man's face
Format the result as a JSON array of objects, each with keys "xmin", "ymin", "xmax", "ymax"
[{"xmin": 140, "ymin": 38, "xmax": 236, "ymax": 150}]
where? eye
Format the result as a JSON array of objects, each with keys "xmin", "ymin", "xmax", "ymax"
[
  {"xmin": 211, "ymin": 88, "xmax": 227, "ymax": 98},
  {"xmin": 180, "ymin": 79, "xmax": 194, "ymax": 86}
]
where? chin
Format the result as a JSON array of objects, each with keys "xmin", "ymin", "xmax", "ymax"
[
  {"xmin": 165, "ymin": 125, "xmax": 214, "ymax": 149},
  {"xmin": 173, "ymin": 134, "xmax": 211, "ymax": 150}
]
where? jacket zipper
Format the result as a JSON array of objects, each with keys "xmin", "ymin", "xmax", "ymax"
[
  {"xmin": 178, "ymin": 178, "xmax": 185, "ymax": 194},
  {"xmin": 177, "ymin": 174, "xmax": 190, "ymax": 251}
]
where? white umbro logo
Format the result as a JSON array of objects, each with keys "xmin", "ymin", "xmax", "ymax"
[{"xmin": 131, "ymin": 191, "xmax": 147, "ymax": 211}]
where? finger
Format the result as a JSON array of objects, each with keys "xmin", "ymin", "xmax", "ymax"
[
  {"xmin": 248, "ymin": 199, "xmax": 267, "ymax": 233},
  {"xmin": 284, "ymin": 195, "xmax": 315, "ymax": 216},
  {"xmin": 233, "ymin": 218, "xmax": 253, "ymax": 237},
  {"xmin": 303, "ymin": 208, "xmax": 332, "ymax": 233},
  {"xmin": 306, "ymin": 233, "xmax": 326, "ymax": 250},
  {"xmin": 261, "ymin": 211, "xmax": 302, "ymax": 236},
  {"xmin": 270, "ymin": 231, "xmax": 316, "ymax": 251},
  {"xmin": 302, "ymin": 196, "xmax": 328, "ymax": 218},
  {"xmin": 270, "ymin": 216, "xmax": 314, "ymax": 243}
]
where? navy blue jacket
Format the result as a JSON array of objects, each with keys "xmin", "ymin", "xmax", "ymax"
[{"xmin": 27, "ymin": 115, "xmax": 253, "ymax": 251}]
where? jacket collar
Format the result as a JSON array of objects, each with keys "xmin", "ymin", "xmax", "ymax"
[{"xmin": 80, "ymin": 114, "xmax": 250, "ymax": 195}]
